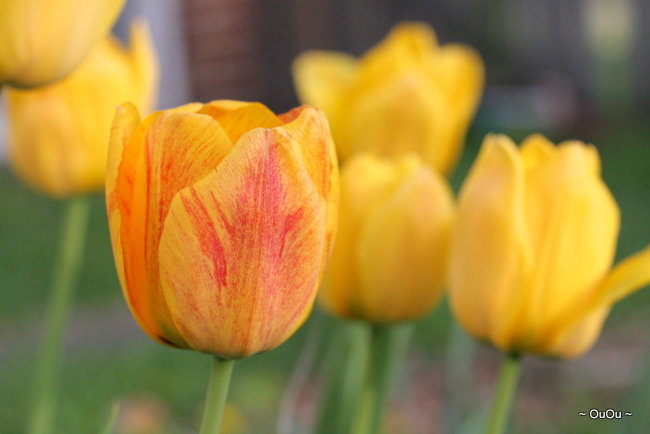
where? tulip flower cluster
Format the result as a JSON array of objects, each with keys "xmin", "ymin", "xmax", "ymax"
[{"xmin": 4, "ymin": 4, "xmax": 650, "ymax": 433}]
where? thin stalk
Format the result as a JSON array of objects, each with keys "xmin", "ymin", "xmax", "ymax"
[
  {"xmin": 485, "ymin": 353, "xmax": 522, "ymax": 434},
  {"xmin": 355, "ymin": 323, "xmax": 413, "ymax": 434},
  {"xmin": 28, "ymin": 196, "xmax": 91, "ymax": 434},
  {"xmin": 199, "ymin": 356, "xmax": 235, "ymax": 434},
  {"xmin": 443, "ymin": 321, "xmax": 476, "ymax": 433},
  {"xmin": 315, "ymin": 321, "xmax": 369, "ymax": 434}
]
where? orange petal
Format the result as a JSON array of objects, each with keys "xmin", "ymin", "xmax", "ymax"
[
  {"xmin": 106, "ymin": 102, "xmax": 142, "ymax": 296},
  {"xmin": 117, "ymin": 110, "xmax": 233, "ymax": 348},
  {"xmin": 158, "ymin": 127, "xmax": 327, "ymax": 358},
  {"xmin": 198, "ymin": 100, "xmax": 282, "ymax": 144},
  {"xmin": 275, "ymin": 106, "xmax": 340, "ymax": 272}
]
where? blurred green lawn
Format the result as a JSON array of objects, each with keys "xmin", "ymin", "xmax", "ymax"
[{"xmin": 2, "ymin": 115, "xmax": 650, "ymax": 433}]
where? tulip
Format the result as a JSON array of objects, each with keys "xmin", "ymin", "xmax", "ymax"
[
  {"xmin": 0, "ymin": 0, "xmax": 126, "ymax": 88},
  {"xmin": 293, "ymin": 22, "xmax": 484, "ymax": 174},
  {"xmin": 320, "ymin": 153, "xmax": 453, "ymax": 323},
  {"xmin": 6, "ymin": 21, "xmax": 158, "ymax": 197},
  {"xmin": 106, "ymin": 100, "xmax": 338, "ymax": 360},
  {"xmin": 449, "ymin": 133, "xmax": 650, "ymax": 359},
  {"xmin": 316, "ymin": 153, "xmax": 452, "ymax": 434}
]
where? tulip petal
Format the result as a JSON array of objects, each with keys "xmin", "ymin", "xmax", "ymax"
[
  {"xmin": 543, "ymin": 244, "xmax": 650, "ymax": 354},
  {"xmin": 0, "ymin": 0, "xmax": 126, "ymax": 87},
  {"xmin": 320, "ymin": 154, "xmax": 400, "ymax": 318},
  {"xmin": 198, "ymin": 100, "xmax": 282, "ymax": 144},
  {"xmin": 356, "ymin": 160, "xmax": 453, "ymax": 323},
  {"xmin": 360, "ymin": 22, "xmax": 438, "ymax": 82},
  {"xmin": 542, "ymin": 305, "xmax": 611, "ymax": 359},
  {"xmin": 520, "ymin": 134, "xmax": 555, "ymax": 170},
  {"xmin": 159, "ymin": 127, "xmax": 327, "ymax": 358},
  {"xmin": 344, "ymin": 70, "xmax": 447, "ymax": 165},
  {"xmin": 594, "ymin": 244, "xmax": 650, "ymax": 306},
  {"xmin": 275, "ymin": 106, "xmax": 340, "ymax": 272},
  {"xmin": 127, "ymin": 19, "xmax": 159, "ymax": 115},
  {"xmin": 428, "ymin": 44, "xmax": 484, "ymax": 172},
  {"xmin": 117, "ymin": 111, "xmax": 233, "ymax": 348},
  {"xmin": 106, "ymin": 102, "xmax": 142, "ymax": 293},
  {"xmin": 292, "ymin": 51, "xmax": 358, "ymax": 145},
  {"xmin": 448, "ymin": 134, "xmax": 531, "ymax": 349},
  {"xmin": 519, "ymin": 143, "xmax": 619, "ymax": 345},
  {"xmin": 275, "ymin": 106, "xmax": 332, "ymax": 199}
]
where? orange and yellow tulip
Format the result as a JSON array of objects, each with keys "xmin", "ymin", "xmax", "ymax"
[
  {"xmin": 320, "ymin": 153, "xmax": 453, "ymax": 323},
  {"xmin": 106, "ymin": 100, "xmax": 339, "ymax": 359},
  {"xmin": 448, "ymin": 134, "xmax": 650, "ymax": 358},
  {"xmin": 0, "ymin": 0, "xmax": 126, "ymax": 88},
  {"xmin": 293, "ymin": 22, "xmax": 484, "ymax": 174},
  {"xmin": 6, "ymin": 21, "xmax": 157, "ymax": 197}
]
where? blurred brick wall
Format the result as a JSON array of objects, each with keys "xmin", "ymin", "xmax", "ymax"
[
  {"xmin": 182, "ymin": 0, "xmax": 264, "ymax": 102},
  {"xmin": 181, "ymin": 0, "xmax": 346, "ymax": 110}
]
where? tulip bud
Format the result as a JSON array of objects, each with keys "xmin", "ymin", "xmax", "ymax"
[
  {"xmin": 106, "ymin": 100, "xmax": 339, "ymax": 359},
  {"xmin": 293, "ymin": 22, "xmax": 484, "ymax": 174},
  {"xmin": 6, "ymin": 21, "xmax": 158, "ymax": 198},
  {"xmin": 319, "ymin": 153, "xmax": 453, "ymax": 323},
  {"xmin": 449, "ymin": 134, "xmax": 650, "ymax": 358},
  {"xmin": 0, "ymin": 0, "xmax": 126, "ymax": 88}
]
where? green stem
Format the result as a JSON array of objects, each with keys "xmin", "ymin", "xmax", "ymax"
[
  {"xmin": 316, "ymin": 322, "xmax": 369, "ymax": 434},
  {"xmin": 28, "ymin": 196, "xmax": 91, "ymax": 434},
  {"xmin": 199, "ymin": 356, "xmax": 235, "ymax": 434},
  {"xmin": 355, "ymin": 323, "xmax": 413, "ymax": 434},
  {"xmin": 443, "ymin": 321, "xmax": 476, "ymax": 433},
  {"xmin": 485, "ymin": 353, "xmax": 522, "ymax": 434}
]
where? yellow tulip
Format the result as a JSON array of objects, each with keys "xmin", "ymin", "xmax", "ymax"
[
  {"xmin": 320, "ymin": 153, "xmax": 453, "ymax": 323},
  {"xmin": 0, "ymin": 0, "xmax": 126, "ymax": 88},
  {"xmin": 293, "ymin": 22, "xmax": 484, "ymax": 174},
  {"xmin": 106, "ymin": 100, "xmax": 339, "ymax": 359},
  {"xmin": 448, "ymin": 134, "xmax": 650, "ymax": 358},
  {"xmin": 6, "ymin": 21, "xmax": 158, "ymax": 197}
]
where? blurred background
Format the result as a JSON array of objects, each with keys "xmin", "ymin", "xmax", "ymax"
[{"xmin": 2, "ymin": 0, "xmax": 650, "ymax": 432}]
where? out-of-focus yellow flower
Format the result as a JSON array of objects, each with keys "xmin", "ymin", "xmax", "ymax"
[
  {"xmin": 106, "ymin": 100, "xmax": 339, "ymax": 359},
  {"xmin": 0, "ymin": 0, "xmax": 126, "ymax": 88},
  {"xmin": 319, "ymin": 153, "xmax": 453, "ymax": 323},
  {"xmin": 449, "ymin": 134, "xmax": 650, "ymax": 359},
  {"xmin": 6, "ymin": 21, "xmax": 158, "ymax": 197},
  {"xmin": 293, "ymin": 22, "xmax": 484, "ymax": 174}
]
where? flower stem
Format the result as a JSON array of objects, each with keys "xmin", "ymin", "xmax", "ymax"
[
  {"xmin": 316, "ymin": 322, "xmax": 369, "ymax": 434},
  {"xmin": 199, "ymin": 356, "xmax": 235, "ymax": 434},
  {"xmin": 28, "ymin": 196, "xmax": 91, "ymax": 434},
  {"xmin": 485, "ymin": 352, "xmax": 522, "ymax": 434},
  {"xmin": 443, "ymin": 321, "xmax": 476, "ymax": 433},
  {"xmin": 355, "ymin": 323, "xmax": 413, "ymax": 434}
]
